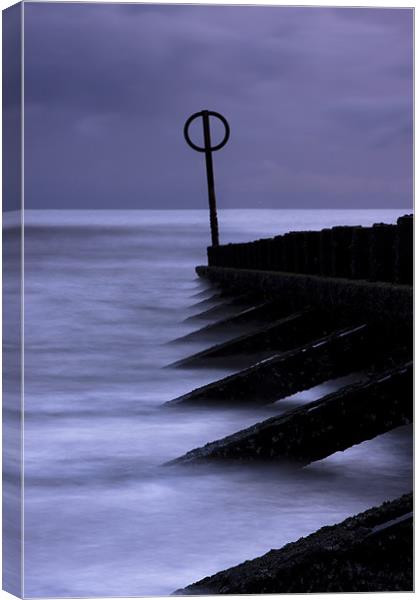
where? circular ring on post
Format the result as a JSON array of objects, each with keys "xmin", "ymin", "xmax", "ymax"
[{"xmin": 184, "ymin": 110, "xmax": 230, "ymax": 153}]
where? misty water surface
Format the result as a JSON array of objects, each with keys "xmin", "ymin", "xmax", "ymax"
[{"xmin": 5, "ymin": 209, "xmax": 411, "ymax": 597}]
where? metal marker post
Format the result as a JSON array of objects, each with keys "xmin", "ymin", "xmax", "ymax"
[
  {"xmin": 184, "ymin": 110, "xmax": 230, "ymax": 247},
  {"xmin": 202, "ymin": 111, "xmax": 219, "ymax": 247}
]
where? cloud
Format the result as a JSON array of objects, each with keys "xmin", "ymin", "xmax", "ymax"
[{"xmin": 23, "ymin": 4, "xmax": 413, "ymax": 209}]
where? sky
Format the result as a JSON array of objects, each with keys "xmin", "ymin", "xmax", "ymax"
[{"xmin": 22, "ymin": 3, "xmax": 413, "ymax": 210}]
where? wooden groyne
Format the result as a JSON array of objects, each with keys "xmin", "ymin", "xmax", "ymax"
[
  {"xmin": 174, "ymin": 493, "xmax": 413, "ymax": 594},
  {"xmin": 207, "ymin": 215, "xmax": 413, "ymax": 285},
  {"xmin": 172, "ymin": 300, "xmax": 304, "ymax": 344},
  {"xmin": 195, "ymin": 268, "xmax": 412, "ymax": 325},
  {"xmin": 165, "ymin": 214, "xmax": 413, "ymax": 593},
  {"xmin": 170, "ymin": 309, "xmax": 333, "ymax": 369},
  {"xmin": 165, "ymin": 214, "xmax": 412, "ymax": 460},
  {"xmin": 168, "ymin": 362, "xmax": 412, "ymax": 465},
  {"xmin": 166, "ymin": 323, "xmax": 409, "ymax": 408}
]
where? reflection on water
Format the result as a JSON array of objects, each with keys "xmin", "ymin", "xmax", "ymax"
[{"xmin": 7, "ymin": 209, "xmax": 411, "ymax": 597}]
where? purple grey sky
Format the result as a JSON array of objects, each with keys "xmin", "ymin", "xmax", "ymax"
[{"xmin": 24, "ymin": 3, "xmax": 413, "ymax": 209}]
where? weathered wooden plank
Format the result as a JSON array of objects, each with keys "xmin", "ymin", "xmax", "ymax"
[
  {"xmin": 169, "ymin": 300, "xmax": 302, "ymax": 344},
  {"xmin": 168, "ymin": 362, "xmax": 412, "ymax": 466},
  {"xmin": 183, "ymin": 294, "xmax": 257, "ymax": 322},
  {"xmin": 165, "ymin": 324, "xmax": 379, "ymax": 407},
  {"xmin": 195, "ymin": 267, "xmax": 412, "ymax": 327},
  {"xmin": 169, "ymin": 309, "xmax": 345, "ymax": 369},
  {"xmin": 174, "ymin": 493, "xmax": 413, "ymax": 594}
]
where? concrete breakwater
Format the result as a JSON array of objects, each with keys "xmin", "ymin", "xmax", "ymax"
[{"xmin": 165, "ymin": 214, "xmax": 413, "ymax": 592}]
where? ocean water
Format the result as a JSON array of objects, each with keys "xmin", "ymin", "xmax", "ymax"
[{"xmin": 6, "ymin": 209, "xmax": 412, "ymax": 597}]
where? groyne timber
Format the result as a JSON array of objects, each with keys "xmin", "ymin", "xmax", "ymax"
[
  {"xmin": 175, "ymin": 493, "xmax": 413, "ymax": 594},
  {"xmin": 165, "ymin": 215, "xmax": 413, "ymax": 593},
  {"xmin": 206, "ymin": 215, "xmax": 412, "ymax": 284}
]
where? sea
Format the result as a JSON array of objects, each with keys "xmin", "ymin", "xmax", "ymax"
[{"xmin": 3, "ymin": 209, "xmax": 413, "ymax": 597}]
